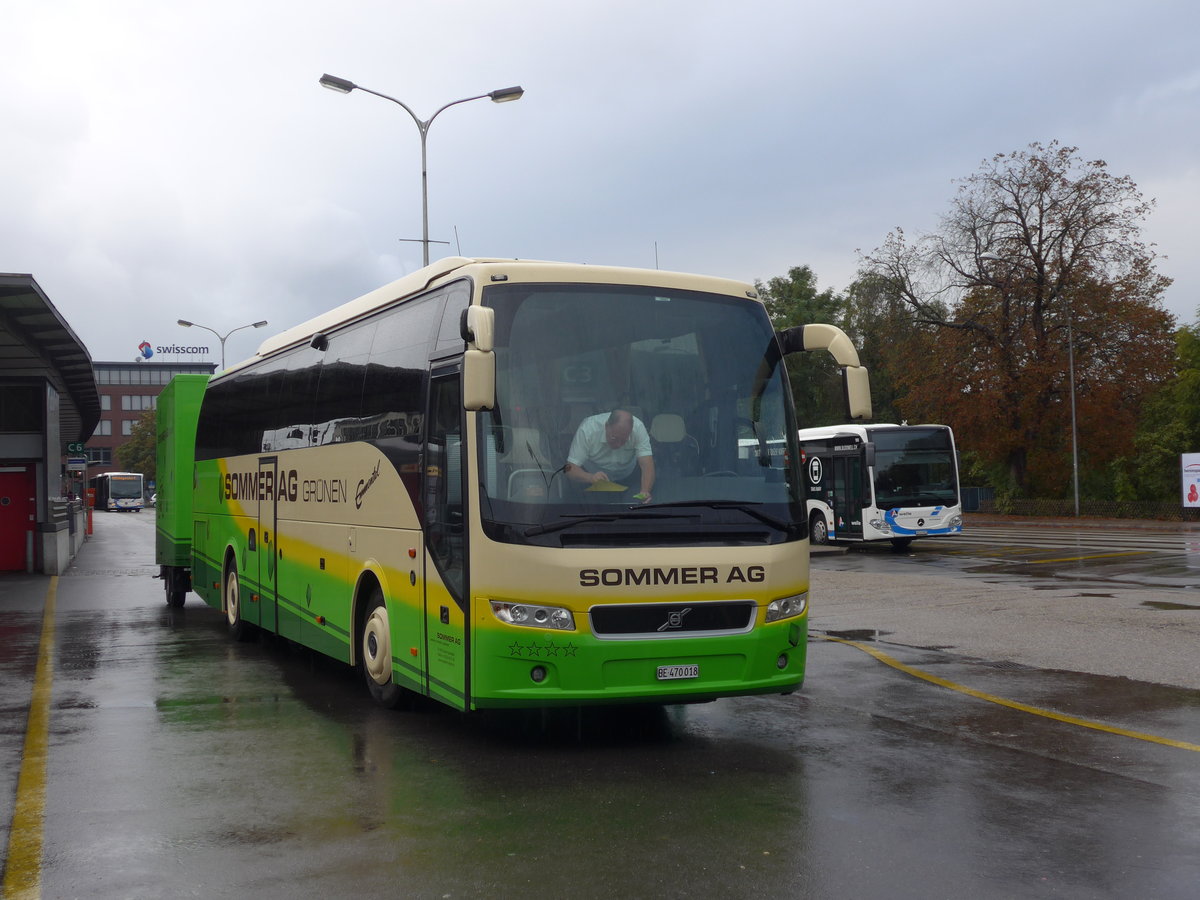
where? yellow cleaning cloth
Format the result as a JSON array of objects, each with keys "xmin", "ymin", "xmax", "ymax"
[{"xmin": 585, "ymin": 480, "xmax": 627, "ymax": 492}]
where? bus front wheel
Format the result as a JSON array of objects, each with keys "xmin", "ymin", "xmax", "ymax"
[
  {"xmin": 361, "ymin": 588, "xmax": 409, "ymax": 709},
  {"xmin": 809, "ymin": 512, "xmax": 829, "ymax": 545}
]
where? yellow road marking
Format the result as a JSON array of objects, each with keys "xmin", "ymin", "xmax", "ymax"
[
  {"xmin": 2, "ymin": 577, "xmax": 57, "ymax": 900},
  {"xmin": 822, "ymin": 634, "xmax": 1200, "ymax": 753},
  {"xmin": 943, "ymin": 545, "xmax": 1041, "ymax": 556},
  {"xmin": 1024, "ymin": 550, "xmax": 1153, "ymax": 564}
]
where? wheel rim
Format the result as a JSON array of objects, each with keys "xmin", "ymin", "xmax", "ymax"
[
  {"xmin": 362, "ymin": 604, "xmax": 392, "ymax": 687},
  {"xmin": 225, "ymin": 569, "xmax": 240, "ymax": 626},
  {"xmin": 811, "ymin": 517, "xmax": 827, "ymax": 544}
]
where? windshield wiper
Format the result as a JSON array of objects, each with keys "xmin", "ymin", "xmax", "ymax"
[
  {"xmin": 637, "ymin": 500, "xmax": 792, "ymax": 530},
  {"xmin": 523, "ymin": 511, "xmax": 683, "ymax": 537}
]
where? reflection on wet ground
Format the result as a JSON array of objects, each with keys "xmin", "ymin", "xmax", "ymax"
[
  {"xmin": 6, "ymin": 513, "xmax": 1200, "ymax": 898},
  {"xmin": 822, "ymin": 533, "xmax": 1200, "ymax": 592}
]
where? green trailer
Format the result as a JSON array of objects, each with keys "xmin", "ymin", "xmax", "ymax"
[{"xmin": 155, "ymin": 374, "xmax": 209, "ymax": 607}]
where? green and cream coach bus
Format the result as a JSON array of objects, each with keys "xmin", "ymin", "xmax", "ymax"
[{"xmin": 155, "ymin": 257, "xmax": 871, "ymax": 710}]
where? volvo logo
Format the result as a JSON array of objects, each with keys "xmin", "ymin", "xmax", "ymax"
[{"xmin": 658, "ymin": 608, "xmax": 693, "ymax": 632}]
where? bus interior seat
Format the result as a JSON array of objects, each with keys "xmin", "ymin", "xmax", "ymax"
[
  {"xmin": 501, "ymin": 427, "xmax": 560, "ymax": 499},
  {"xmin": 650, "ymin": 413, "xmax": 700, "ymax": 475}
]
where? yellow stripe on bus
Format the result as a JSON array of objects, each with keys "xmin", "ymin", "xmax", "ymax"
[
  {"xmin": 822, "ymin": 634, "xmax": 1200, "ymax": 753},
  {"xmin": 3, "ymin": 577, "xmax": 58, "ymax": 899}
]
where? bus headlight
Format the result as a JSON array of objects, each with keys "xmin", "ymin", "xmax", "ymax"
[
  {"xmin": 766, "ymin": 592, "xmax": 808, "ymax": 622},
  {"xmin": 868, "ymin": 517, "xmax": 892, "ymax": 534},
  {"xmin": 950, "ymin": 514, "xmax": 963, "ymax": 529},
  {"xmin": 491, "ymin": 601, "xmax": 575, "ymax": 631}
]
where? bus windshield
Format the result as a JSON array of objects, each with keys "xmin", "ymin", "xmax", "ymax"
[
  {"xmin": 479, "ymin": 282, "xmax": 803, "ymax": 546},
  {"xmin": 109, "ymin": 475, "xmax": 144, "ymax": 500},
  {"xmin": 870, "ymin": 427, "xmax": 958, "ymax": 509}
]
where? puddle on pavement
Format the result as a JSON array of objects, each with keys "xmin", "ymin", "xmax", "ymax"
[
  {"xmin": 822, "ymin": 629, "xmax": 892, "ymax": 642},
  {"xmin": 1142, "ymin": 600, "xmax": 1200, "ymax": 611}
]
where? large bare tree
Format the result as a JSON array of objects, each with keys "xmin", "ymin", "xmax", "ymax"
[{"xmin": 862, "ymin": 141, "xmax": 1175, "ymax": 496}]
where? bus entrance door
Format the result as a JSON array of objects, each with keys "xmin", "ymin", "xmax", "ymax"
[
  {"xmin": 256, "ymin": 456, "xmax": 279, "ymax": 632},
  {"xmin": 832, "ymin": 453, "xmax": 864, "ymax": 540},
  {"xmin": 422, "ymin": 371, "xmax": 469, "ymax": 711}
]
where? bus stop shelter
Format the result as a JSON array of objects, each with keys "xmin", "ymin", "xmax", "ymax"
[{"xmin": 0, "ymin": 274, "xmax": 100, "ymax": 573}]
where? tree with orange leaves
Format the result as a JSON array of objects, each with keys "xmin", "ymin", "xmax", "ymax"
[{"xmin": 861, "ymin": 142, "xmax": 1175, "ymax": 498}]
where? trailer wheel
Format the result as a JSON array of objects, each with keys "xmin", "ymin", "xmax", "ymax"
[
  {"xmin": 360, "ymin": 587, "xmax": 409, "ymax": 709},
  {"xmin": 809, "ymin": 512, "xmax": 829, "ymax": 545},
  {"xmin": 167, "ymin": 576, "xmax": 186, "ymax": 609}
]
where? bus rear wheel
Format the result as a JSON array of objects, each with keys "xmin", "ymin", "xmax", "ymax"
[
  {"xmin": 224, "ymin": 559, "xmax": 255, "ymax": 642},
  {"xmin": 809, "ymin": 512, "xmax": 829, "ymax": 545},
  {"xmin": 361, "ymin": 588, "xmax": 409, "ymax": 709}
]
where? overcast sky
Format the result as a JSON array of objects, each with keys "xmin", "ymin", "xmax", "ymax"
[{"xmin": 4, "ymin": 0, "xmax": 1198, "ymax": 366}]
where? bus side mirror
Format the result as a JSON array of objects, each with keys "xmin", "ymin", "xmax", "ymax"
[
  {"xmin": 460, "ymin": 306, "xmax": 494, "ymax": 352},
  {"xmin": 843, "ymin": 365, "xmax": 873, "ymax": 420},
  {"xmin": 463, "ymin": 349, "xmax": 495, "ymax": 410}
]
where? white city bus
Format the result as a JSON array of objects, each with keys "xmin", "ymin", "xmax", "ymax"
[
  {"xmin": 168, "ymin": 258, "xmax": 872, "ymax": 710},
  {"xmin": 799, "ymin": 423, "xmax": 961, "ymax": 550},
  {"xmin": 89, "ymin": 471, "xmax": 145, "ymax": 512}
]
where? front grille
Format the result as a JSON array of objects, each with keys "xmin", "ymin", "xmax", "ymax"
[{"xmin": 589, "ymin": 601, "xmax": 755, "ymax": 640}]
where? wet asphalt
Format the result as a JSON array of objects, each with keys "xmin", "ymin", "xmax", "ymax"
[{"xmin": 2, "ymin": 512, "xmax": 1199, "ymax": 899}]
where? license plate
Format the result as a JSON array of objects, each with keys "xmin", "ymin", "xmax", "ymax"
[{"xmin": 657, "ymin": 664, "xmax": 700, "ymax": 681}]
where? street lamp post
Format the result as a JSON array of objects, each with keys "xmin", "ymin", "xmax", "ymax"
[
  {"xmin": 1065, "ymin": 307, "xmax": 1080, "ymax": 518},
  {"xmin": 318, "ymin": 74, "xmax": 524, "ymax": 266},
  {"xmin": 980, "ymin": 252, "xmax": 1080, "ymax": 516},
  {"xmin": 177, "ymin": 319, "xmax": 269, "ymax": 370}
]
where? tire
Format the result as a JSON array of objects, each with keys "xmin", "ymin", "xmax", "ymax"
[
  {"xmin": 162, "ymin": 566, "xmax": 186, "ymax": 608},
  {"xmin": 889, "ymin": 538, "xmax": 913, "ymax": 552},
  {"xmin": 809, "ymin": 512, "xmax": 829, "ymax": 545},
  {"xmin": 360, "ymin": 587, "xmax": 408, "ymax": 709},
  {"xmin": 224, "ymin": 558, "xmax": 255, "ymax": 642}
]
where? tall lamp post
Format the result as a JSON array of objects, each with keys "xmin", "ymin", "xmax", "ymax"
[
  {"xmin": 177, "ymin": 319, "xmax": 269, "ymax": 370},
  {"xmin": 318, "ymin": 73, "xmax": 524, "ymax": 266},
  {"xmin": 980, "ymin": 252, "xmax": 1080, "ymax": 516}
]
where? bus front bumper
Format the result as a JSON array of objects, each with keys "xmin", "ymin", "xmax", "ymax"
[{"xmin": 470, "ymin": 617, "xmax": 807, "ymax": 709}]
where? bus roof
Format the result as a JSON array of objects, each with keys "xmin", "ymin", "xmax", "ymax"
[
  {"xmin": 798, "ymin": 423, "xmax": 949, "ymax": 441},
  {"xmin": 225, "ymin": 257, "xmax": 760, "ymax": 375}
]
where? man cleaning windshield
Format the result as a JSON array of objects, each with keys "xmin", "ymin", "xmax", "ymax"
[{"xmin": 564, "ymin": 408, "xmax": 655, "ymax": 503}]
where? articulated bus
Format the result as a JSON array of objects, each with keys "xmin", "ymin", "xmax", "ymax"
[
  {"xmin": 89, "ymin": 471, "xmax": 145, "ymax": 512},
  {"xmin": 157, "ymin": 257, "xmax": 871, "ymax": 710},
  {"xmin": 798, "ymin": 423, "xmax": 962, "ymax": 550}
]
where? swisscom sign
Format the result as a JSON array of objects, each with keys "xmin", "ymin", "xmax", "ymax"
[{"xmin": 138, "ymin": 341, "xmax": 210, "ymax": 360}]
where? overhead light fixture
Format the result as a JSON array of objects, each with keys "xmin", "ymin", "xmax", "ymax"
[
  {"xmin": 488, "ymin": 86, "xmax": 524, "ymax": 103},
  {"xmin": 319, "ymin": 73, "xmax": 356, "ymax": 94}
]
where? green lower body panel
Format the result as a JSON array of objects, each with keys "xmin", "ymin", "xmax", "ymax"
[
  {"xmin": 155, "ymin": 529, "xmax": 191, "ymax": 568},
  {"xmin": 470, "ymin": 617, "xmax": 807, "ymax": 709}
]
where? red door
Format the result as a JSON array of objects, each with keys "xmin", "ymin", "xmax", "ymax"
[{"xmin": 0, "ymin": 467, "xmax": 36, "ymax": 571}]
